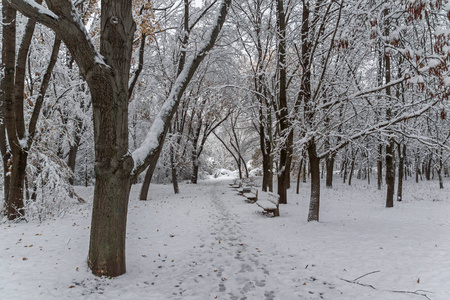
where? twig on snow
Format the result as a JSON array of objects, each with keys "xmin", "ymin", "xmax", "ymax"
[
  {"xmin": 341, "ymin": 272, "xmax": 433, "ymax": 300},
  {"xmin": 353, "ymin": 270, "xmax": 380, "ymax": 282},
  {"xmin": 391, "ymin": 290, "xmax": 432, "ymax": 300},
  {"xmin": 340, "ymin": 278, "xmax": 376, "ymax": 289}
]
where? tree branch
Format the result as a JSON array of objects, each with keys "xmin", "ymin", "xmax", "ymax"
[{"xmin": 131, "ymin": 0, "xmax": 233, "ymax": 179}]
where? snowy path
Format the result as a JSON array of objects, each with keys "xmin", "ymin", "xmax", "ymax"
[
  {"xmin": 122, "ymin": 180, "xmax": 341, "ymax": 299},
  {"xmin": 176, "ymin": 181, "xmax": 275, "ymax": 299}
]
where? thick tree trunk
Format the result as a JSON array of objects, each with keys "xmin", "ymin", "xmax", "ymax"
[
  {"xmin": 2, "ymin": 1, "xmax": 17, "ymax": 217},
  {"xmin": 85, "ymin": 1, "xmax": 136, "ymax": 277},
  {"xmin": 7, "ymin": 151, "xmax": 27, "ymax": 219},
  {"xmin": 307, "ymin": 141, "xmax": 320, "ymax": 222},
  {"xmin": 89, "ymin": 168, "xmax": 132, "ymax": 276},
  {"xmin": 88, "ymin": 70, "xmax": 135, "ymax": 276}
]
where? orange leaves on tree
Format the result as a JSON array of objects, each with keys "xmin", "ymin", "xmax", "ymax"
[{"xmin": 133, "ymin": 0, "xmax": 160, "ymax": 44}]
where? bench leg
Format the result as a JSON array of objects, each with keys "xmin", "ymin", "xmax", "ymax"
[{"xmin": 273, "ymin": 207, "xmax": 280, "ymax": 217}]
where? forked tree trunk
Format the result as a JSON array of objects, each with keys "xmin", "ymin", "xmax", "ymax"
[
  {"xmin": 10, "ymin": 0, "xmax": 231, "ymax": 278},
  {"xmin": 307, "ymin": 141, "xmax": 320, "ymax": 222}
]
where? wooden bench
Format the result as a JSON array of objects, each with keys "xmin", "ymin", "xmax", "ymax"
[
  {"xmin": 238, "ymin": 185, "xmax": 252, "ymax": 195},
  {"xmin": 243, "ymin": 187, "xmax": 258, "ymax": 202},
  {"xmin": 255, "ymin": 191, "xmax": 280, "ymax": 217},
  {"xmin": 229, "ymin": 179, "xmax": 242, "ymax": 189}
]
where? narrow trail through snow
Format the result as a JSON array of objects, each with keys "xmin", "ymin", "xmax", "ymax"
[{"xmin": 145, "ymin": 180, "xmax": 277, "ymax": 299}]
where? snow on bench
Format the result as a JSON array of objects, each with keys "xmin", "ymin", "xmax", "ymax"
[
  {"xmin": 229, "ymin": 179, "xmax": 242, "ymax": 189},
  {"xmin": 243, "ymin": 187, "xmax": 258, "ymax": 202},
  {"xmin": 255, "ymin": 191, "xmax": 280, "ymax": 217},
  {"xmin": 238, "ymin": 185, "xmax": 252, "ymax": 195}
]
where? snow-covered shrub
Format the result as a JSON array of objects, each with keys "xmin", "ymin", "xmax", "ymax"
[{"xmin": 25, "ymin": 150, "xmax": 79, "ymax": 222}]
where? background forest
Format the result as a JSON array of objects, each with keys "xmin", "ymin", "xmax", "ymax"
[{"xmin": 1, "ymin": 0, "xmax": 450, "ymax": 288}]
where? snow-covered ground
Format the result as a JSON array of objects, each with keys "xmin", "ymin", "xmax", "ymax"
[{"xmin": 1, "ymin": 176, "xmax": 449, "ymax": 299}]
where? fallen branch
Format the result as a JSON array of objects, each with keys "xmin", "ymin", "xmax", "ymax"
[
  {"xmin": 341, "ymin": 272, "xmax": 433, "ymax": 300},
  {"xmin": 353, "ymin": 270, "xmax": 380, "ymax": 282},
  {"xmin": 340, "ymin": 278, "xmax": 376, "ymax": 289},
  {"xmin": 391, "ymin": 290, "xmax": 432, "ymax": 300}
]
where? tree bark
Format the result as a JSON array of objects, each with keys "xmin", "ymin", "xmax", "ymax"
[
  {"xmin": 348, "ymin": 149, "xmax": 356, "ymax": 186},
  {"xmin": 275, "ymin": 0, "xmax": 292, "ymax": 205},
  {"xmin": 139, "ymin": 165, "xmax": 153, "ymax": 200},
  {"xmin": 170, "ymin": 144, "xmax": 179, "ymax": 194},
  {"xmin": 385, "ymin": 138, "xmax": 395, "ymax": 207},
  {"xmin": 307, "ymin": 140, "xmax": 320, "ymax": 222},
  {"xmin": 84, "ymin": 1, "xmax": 136, "ymax": 277},
  {"xmin": 325, "ymin": 154, "xmax": 335, "ymax": 188},
  {"xmin": 377, "ymin": 144, "xmax": 383, "ymax": 190},
  {"xmin": 396, "ymin": 143, "xmax": 405, "ymax": 201},
  {"xmin": 296, "ymin": 158, "xmax": 303, "ymax": 194}
]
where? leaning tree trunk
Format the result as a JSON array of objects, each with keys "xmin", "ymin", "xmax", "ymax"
[{"xmin": 307, "ymin": 140, "xmax": 320, "ymax": 222}]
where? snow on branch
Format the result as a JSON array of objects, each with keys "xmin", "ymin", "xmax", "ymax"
[
  {"xmin": 9, "ymin": 0, "xmax": 103, "ymax": 77},
  {"xmin": 130, "ymin": 0, "xmax": 232, "ymax": 179},
  {"xmin": 8, "ymin": 0, "xmax": 59, "ymax": 23},
  {"xmin": 317, "ymin": 96, "xmax": 441, "ymax": 159},
  {"xmin": 319, "ymin": 76, "xmax": 409, "ymax": 111}
]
